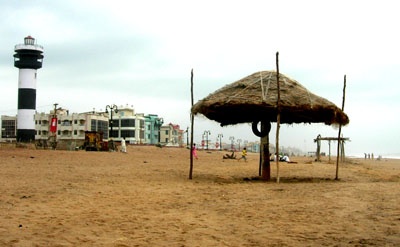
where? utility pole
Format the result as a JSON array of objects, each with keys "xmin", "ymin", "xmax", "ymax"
[
  {"xmin": 217, "ymin": 134, "xmax": 223, "ymax": 151},
  {"xmin": 229, "ymin": 136, "xmax": 235, "ymax": 151},
  {"xmin": 237, "ymin": 139, "xmax": 242, "ymax": 150},
  {"xmin": 203, "ymin": 130, "xmax": 210, "ymax": 150},
  {"xmin": 50, "ymin": 103, "xmax": 58, "ymax": 150}
]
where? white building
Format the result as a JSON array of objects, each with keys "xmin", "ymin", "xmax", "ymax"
[
  {"xmin": 160, "ymin": 123, "xmax": 184, "ymax": 147},
  {"xmin": 1, "ymin": 105, "xmax": 166, "ymax": 148},
  {"xmin": 109, "ymin": 105, "xmax": 145, "ymax": 144},
  {"xmin": 35, "ymin": 108, "xmax": 109, "ymax": 149}
]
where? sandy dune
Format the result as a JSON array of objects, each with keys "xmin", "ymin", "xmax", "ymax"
[{"xmin": 0, "ymin": 146, "xmax": 399, "ymax": 246}]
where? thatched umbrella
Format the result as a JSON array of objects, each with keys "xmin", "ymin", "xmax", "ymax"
[
  {"xmin": 192, "ymin": 71, "xmax": 349, "ymax": 126},
  {"xmin": 191, "ymin": 70, "xmax": 349, "ymax": 180}
]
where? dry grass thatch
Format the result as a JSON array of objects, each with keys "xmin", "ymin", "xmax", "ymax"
[{"xmin": 191, "ymin": 71, "xmax": 349, "ymax": 126}]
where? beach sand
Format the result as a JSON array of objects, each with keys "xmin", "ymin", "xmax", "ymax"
[{"xmin": 0, "ymin": 145, "xmax": 399, "ymax": 246}]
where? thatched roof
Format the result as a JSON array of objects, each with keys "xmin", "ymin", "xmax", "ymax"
[{"xmin": 191, "ymin": 71, "xmax": 349, "ymax": 126}]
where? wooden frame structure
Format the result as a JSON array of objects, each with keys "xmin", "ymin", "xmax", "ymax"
[{"xmin": 314, "ymin": 134, "xmax": 350, "ymax": 162}]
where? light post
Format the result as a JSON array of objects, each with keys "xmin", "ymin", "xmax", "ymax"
[
  {"xmin": 203, "ymin": 130, "xmax": 211, "ymax": 150},
  {"xmin": 229, "ymin": 136, "xmax": 235, "ymax": 151},
  {"xmin": 217, "ymin": 134, "xmax": 223, "ymax": 151},
  {"xmin": 50, "ymin": 103, "xmax": 58, "ymax": 150},
  {"xmin": 105, "ymin": 104, "xmax": 118, "ymax": 139},
  {"xmin": 237, "ymin": 139, "xmax": 242, "ymax": 150},
  {"xmin": 155, "ymin": 117, "xmax": 164, "ymax": 144}
]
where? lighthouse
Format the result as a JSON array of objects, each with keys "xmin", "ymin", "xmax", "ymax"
[{"xmin": 14, "ymin": 36, "xmax": 44, "ymax": 142}]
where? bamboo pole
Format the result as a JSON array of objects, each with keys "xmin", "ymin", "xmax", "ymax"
[
  {"xmin": 259, "ymin": 149, "xmax": 262, "ymax": 176},
  {"xmin": 335, "ymin": 75, "xmax": 346, "ymax": 180},
  {"xmin": 189, "ymin": 69, "xmax": 194, "ymax": 179},
  {"xmin": 275, "ymin": 52, "xmax": 281, "ymax": 183},
  {"xmin": 328, "ymin": 140, "xmax": 331, "ymax": 163}
]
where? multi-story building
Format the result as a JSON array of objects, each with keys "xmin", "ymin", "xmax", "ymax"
[
  {"xmin": 1, "ymin": 105, "xmax": 168, "ymax": 148},
  {"xmin": 1, "ymin": 115, "xmax": 17, "ymax": 142},
  {"xmin": 144, "ymin": 114, "xmax": 164, "ymax": 144},
  {"xmin": 109, "ymin": 105, "xmax": 145, "ymax": 144},
  {"xmin": 160, "ymin": 123, "xmax": 184, "ymax": 147},
  {"xmin": 1, "ymin": 110, "xmax": 109, "ymax": 148},
  {"xmin": 35, "ymin": 108, "xmax": 109, "ymax": 149}
]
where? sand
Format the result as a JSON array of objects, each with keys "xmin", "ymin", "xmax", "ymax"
[{"xmin": 0, "ymin": 145, "xmax": 399, "ymax": 246}]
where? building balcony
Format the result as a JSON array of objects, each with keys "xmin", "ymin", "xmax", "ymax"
[
  {"xmin": 76, "ymin": 124, "xmax": 86, "ymax": 130},
  {"xmin": 37, "ymin": 125, "xmax": 49, "ymax": 131}
]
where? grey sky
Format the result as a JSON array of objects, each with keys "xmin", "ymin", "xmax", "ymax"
[{"xmin": 1, "ymin": 0, "xmax": 399, "ymax": 157}]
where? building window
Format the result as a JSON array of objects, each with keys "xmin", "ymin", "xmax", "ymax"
[
  {"xmin": 1, "ymin": 119, "xmax": 16, "ymax": 138},
  {"xmin": 140, "ymin": 130, "xmax": 144, "ymax": 139},
  {"xmin": 91, "ymin": 119, "xmax": 96, "ymax": 130},
  {"xmin": 97, "ymin": 120, "xmax": 108, "ymax": 137},
  {"xmin": 165, "ymin": 130, "xmax": 169, "ymax": 135},
  {"xmin": 91, "ymin": 119, "xmax": 109, "ymax": 139},
  {"xmin": 74, "ymin": 130, "xmax": 77, "ymax": 135},
  {"xmin": 121, "ymin": 119, "xmax": 135, "ymax": 127},
  {"xmin": 120, "ymin": 130, "xmax": 135, "ymax": 138},
  {"xmin": 110, "ymin": 130, "xmax": 118, "ymax": 138}
]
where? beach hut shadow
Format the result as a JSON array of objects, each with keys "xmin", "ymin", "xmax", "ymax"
[
  {"xmin": 243, "ymin": 176, "xmax": 339, "ymax": 183},
  {"xmin": 192, "ymin": 173, "xmax": 339, "ymax": 184}
]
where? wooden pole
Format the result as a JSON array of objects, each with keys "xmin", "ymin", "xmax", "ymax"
[
  {"xmin": 275, "ymin": 52, "xmax": 281, "ymax": 183},
  {"xmin": 335, "ymin": 75, "xmax": 346, "ymax": 180},
  {"xmin": 316, "ymin": 134, "xmax": 321, "ymax": 162},
  {"xmin": 341, "ymin": 138, "xmax": 346, "ymax": 162},
  {"xmin": 328, "ymin": 140, "xmax": 331, "ymax": 163},
  {"xmin": 189, "ymin": 69, "xmax": 194, "ymax": 179},
  {"xmin": 259, "ymin": 145, "xmax": 262, "ymax": 176}
]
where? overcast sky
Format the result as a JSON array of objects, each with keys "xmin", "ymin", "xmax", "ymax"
[{"xmin": 1, "ymin": 0, "xmax": 399, "ymax": 157}]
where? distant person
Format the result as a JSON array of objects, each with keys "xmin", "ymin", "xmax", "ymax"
[
  {"xmin": 121, "ymin": 137, "xmax": 127, "ymax": 153},
  {"xmin": 281, "ymin": 155, "xmax": 290, "ymax": 162},
  {"xmin": 238, "ymin": 147, "xmax": 247, "ymax": 162},
  {"xmin": 223, "ymin": 151, "xmax": 236, "ymax": 159},
  {"xmin": 109, "ymin": 139, "xmax": 115, "ymax": 151},
  {"xmin": 273, "ymin": 153, "xmax": 282, "ymax": 161},
  {"xmin": 192, "ymin": 143, "xmax": 198, "ymax": 159},
  {"xmin": 270, "ymin": 153, "xmax": 274, "ymax": 161}
]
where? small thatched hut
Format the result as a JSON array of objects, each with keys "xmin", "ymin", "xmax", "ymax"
[
  {"xmin": 192, "ymin": 71, "xmax": 349, "ymax": 127},
  {"xmin": 191, "ymin": 70, "xmax": 349, "ymax": 180}
]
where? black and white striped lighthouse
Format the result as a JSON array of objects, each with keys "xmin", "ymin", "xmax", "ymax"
[{"xmin": 14, "ymin": 36, "xmax": 44, "ymax": 142}]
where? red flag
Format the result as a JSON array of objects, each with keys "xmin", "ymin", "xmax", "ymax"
[{"xmin": 50, "ymin": 117, "xmax": 57, "ymax": 132}]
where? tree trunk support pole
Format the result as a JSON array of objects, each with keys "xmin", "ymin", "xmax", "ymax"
[{"xmin": 261, "ymin": 122, "xmax": 271, "ymax": 180}]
